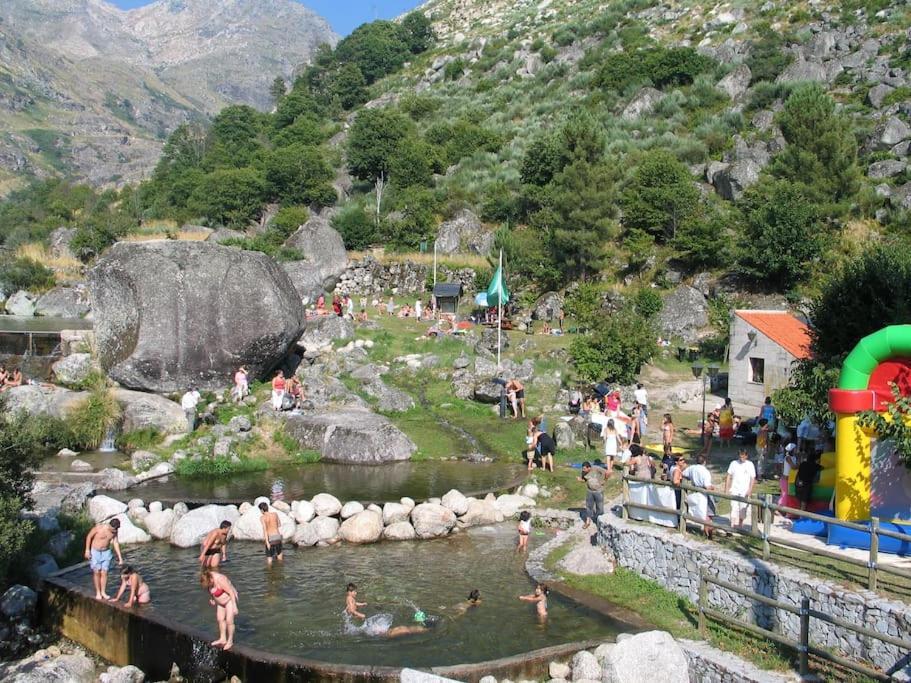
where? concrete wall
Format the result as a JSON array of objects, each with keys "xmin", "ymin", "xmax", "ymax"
[
  {"xmin": 598, "ymin": 515, "xmax": 911, "ymax": 679},
  {"xmin": 728, "ymin": 315, "xmax": 798, "ymax": 413}
]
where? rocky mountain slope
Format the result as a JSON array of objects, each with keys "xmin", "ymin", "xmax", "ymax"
[{"xmin": 0, "ymin": 0, "xmax": 336, "ymax": 191}]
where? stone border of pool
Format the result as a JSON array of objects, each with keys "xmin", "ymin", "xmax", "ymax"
[
  {"xmin": 118, "ymin": 466, "xmax": 530, "ymax": 508},
  {"xmin": 39, "ymin": 559, "xmax": 614, "ymax": 683}
]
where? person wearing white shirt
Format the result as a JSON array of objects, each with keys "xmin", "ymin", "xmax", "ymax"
[
  {"xmin": 633, "ymin": 384, "xmax": 648, "ymax": 435},
  {"xmin": 725, "ymin": 449, "xmax": 756, "ymax": 528},
  {"xmin": 683, "ymin": 454, "xmax": 715, "ymax": 538},
  {"xmin": 781, "ymin": 442, "xmax": 799, "ymax": 502},
  {"xmin": 180, "ymin": 387, "xmax": 201, "ymax": 433},
  {"xmin": 415, "ymin": 299, "xmax": 422, "ymax": 320}
]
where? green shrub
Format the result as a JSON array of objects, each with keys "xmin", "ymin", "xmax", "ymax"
[
  {"xmin": 116, "ymin": 427, "xmax": 164, "ymax": 452},
  {"xmin": 68, "ymin": 381, "xmax": 122, "ymax": 450},
  {"xmin": 564, "ymin": 282, "xmax": 602, "ymax": 328},
  {"xmin": 270, "ymin": 206, "xmax": 310, "ymax": 240},
  {"xmin": 570, "ymin": 307, "xmax": 655, "ymax": 383},
  {"xmin": 633, "ymin": 288, "xmax": 662, "ymax": 319},
  {"xmin": 0, "ymin": 497, "xmax": 33, "ymax": 590},
  {"xmin": 540, "ymin": 46, "xmax": 558, "ymax": 63},
  {"xmin": 0, "ymin": 257, "xmax": 55, "ymax": 293},
  {"xmin": 332, "ymin": 203, "xmax": 377, "ymax": 250},
  {"xmin": 444, "ymin": 58, "xmax": 467, "ymax": 81},
  {"xmin": 176, "ymin": 455, "xmax": 268, "ymax": 478},
  {"xmin": 746, "ymin": 29, "xmax": 794, "ymax": 83},
  {"xmin": 595, "ymin": 47, "xmax": 715, "ymax": 93},
  {"xmin": 220, "ymin": 236, "xmax": 303, "ymax": 262},
  {"xmin": 552, "ymin": 27, "xmax": 577, "ymax": 46}
]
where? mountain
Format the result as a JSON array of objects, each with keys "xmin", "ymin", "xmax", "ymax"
[{"xmin": 0, "ymin": 0, "xmax": 337, "ymax": 192}]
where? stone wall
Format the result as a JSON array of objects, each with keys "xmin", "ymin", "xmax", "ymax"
[
  {"xmin": 679, "ymin": 640, "xmax": 795, "ymax": 683},
  {"xmin": 335, "ymin": 256, "xmax": 477, "ymax": 297},
  {"xmin": 598, "ymin": 515, "xmax": 911, "ymax": 678}
]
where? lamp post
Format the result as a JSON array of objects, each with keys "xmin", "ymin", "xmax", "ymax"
[{"xmin": 691, "ymin": 362, "xmax": 720, "ymax": 432}]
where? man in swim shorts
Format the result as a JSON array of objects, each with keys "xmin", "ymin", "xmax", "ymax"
[
  {"xmin": 199, "ymin": 521, "xmax": 232, "ymax": 568},
  {"xmin": 84, "ymin": 518, "xmax": 123, "ymax": 600},
  {"xmin": 259, "ymin": 502, "xmax": 283, "ymax": 566}
]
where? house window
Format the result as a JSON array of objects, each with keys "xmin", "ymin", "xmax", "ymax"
[{"xmin": 749, "ymin": 357, "xmax": 765, "ymax": 384}]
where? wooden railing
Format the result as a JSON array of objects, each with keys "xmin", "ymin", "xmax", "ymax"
[
  {"xmin": 620, "ymin": 474, "xmax": 911, "ymax": 591},
  {"xmin": 698, "ymin": 572, "xmax": 911, "ymax": 681}
]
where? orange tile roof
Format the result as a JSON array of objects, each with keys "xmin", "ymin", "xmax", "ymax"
[{"xmin": 734, "ymin": 310, "xmax": 811, "ymax": 360}]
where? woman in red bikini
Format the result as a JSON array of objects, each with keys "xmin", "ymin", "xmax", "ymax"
[{"xmin": 200, "ymin": 568, "xmax": 239, "ymax": 650}]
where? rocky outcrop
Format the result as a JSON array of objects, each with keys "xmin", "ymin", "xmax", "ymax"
[
  {"xmin": 531, "ymin": 292, "xmax": 563, "ymax": 321},
  {"xmin": 335, "ymin": 256, "xmax": 477, "ymax": 297},
  {"xmin": 114, "ymin": 389, "xmax": 186, "ymax": 435},
  {"xmin": 622, "ymin": 87, "xmax": 663, "ymax": 120},
  {"xmin": 434, "ymin": 209, "xmax": 494, "ymax": 256},
  {"xmin": 715, "ymin": 64, "xmax": 751, "ymax": 100},
  {"xmin": 657, "ymin": 286, "xmax": 709, "ymax": 344},
  {"xmin": 34, "ymin": 286, "xmax": 90, "ymax": 318},
  {"xmin": 298, "ymin": 315, "xmax": 354, "ymax": 349},
  {"xmin": 51, "ymin": 353, "xmax": 98, "ymax": 387},
  {"xmin": 5, "ymin": 291, "xmax": 36, "ymax": 317},
  {"xmin": 282, "ymin": 214, "xmax": 348, "ymax": 301},
  {"xmin": 283, "ymin": 410, "xmax": 416, "ymax": 464},
  {"xmin": 89, "ymin": 241, "xmax": 305, "ymax": 392}
]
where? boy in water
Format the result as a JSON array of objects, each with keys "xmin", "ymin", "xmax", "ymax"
[
  {"xmin": 84, "ymin": 518, "xmax": 123, "ymax": 600},
  {"xmin": 517, "ymin": 510, "xmax": 532, "ymax": 552},
  {"xmin": 519, "ymin": 584, "xmax": 549, "ymax": 618},
  {"xmin": 199, "ymin": 521, "xmax": 232, "ymax": 568},
  {"xmin": 259, "ymin": 502, "xmax": 283, "ymax": 566},
  {"xmin": 345, "ymin": 583, "xmax": 367, "ymax": 619},
  {"xmin": 451, "ymin": 590, "xmax": 482, "ymax": 616}
]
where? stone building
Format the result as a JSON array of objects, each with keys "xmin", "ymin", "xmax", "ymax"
[{"xmin": 728, "ymin": 310, "xmax": 811, "ymax": 411}]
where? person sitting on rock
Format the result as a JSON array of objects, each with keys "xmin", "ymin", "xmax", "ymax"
[{"xmin": 1, "ymin": 367, "xmax": 22, "ymax": 392}]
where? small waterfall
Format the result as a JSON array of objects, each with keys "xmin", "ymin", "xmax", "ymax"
[{"xmin": 98, "ymin": 427, "xmax": 117, "ymax": 453}]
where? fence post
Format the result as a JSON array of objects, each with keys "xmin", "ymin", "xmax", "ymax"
[
  {"xmin": 751, "ymin": 495, "xmax": 762, "ymax": 534},
  {"xmin": 678, "ymin": 485, "xmax": 687, "ymax": 534},
  {"xmin": 621, "ymin": 476, "xmax": 630, "ymax": 521},
  {"xmin": 698, "ymin": 570, "xmax": 707, "ymax": 638},
  {"xmin": 762, "ymin": 494, "xmax": 772, "ymax": 561},
  {"xmin": 799, "ymin": 597, "xmax": 810, "ymax": 677},
  {"xmin": 869, "ymin": 517, "xmax": 879, "ymax": 591}
]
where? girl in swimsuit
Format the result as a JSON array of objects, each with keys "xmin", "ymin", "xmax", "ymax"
[
  {"xmin": 519, "ymin": 584, "xmax": 549, "ymax": 619},
  {"xmin": 201, "ymin": 568, "xmax": 239, "ymax": 651},
  {"xmin": 113, "ymin": 565, "xmax": 150, "ymax": 606}
]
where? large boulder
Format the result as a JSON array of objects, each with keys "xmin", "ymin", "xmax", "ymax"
[
  {"xmin": 293, "ymin": 521, "xmax": 319, "ymax": 547},
  {"xmin": 34, "ymin": 286, "xmax": 91, "ymax": 318},
  {"xmin": 657, "ymin": 286, "xmax": 708, "ymax": 344},
  {"xmin": 113, "ymin": 389, "xmax": 187, "ymax": 435},
  {"xmin": 340, "ymin": 501, "xmax": 365, "ymax": 519},
  {"xmin": 311, "ymin": 515, "xmax": 340, "ymax": 543},
  {"xmin": 410, "ymin": 503, "xmax": 456, "ymax": 539},
  {"xmin": 231, "ymin": 505, "xmax": 295, "ymax": 541},
  {"xmin": 869, "ymin": 116, "xmax": 911, "ymax": 152},
  {"xmin": 441, "ymin": 489, "xmax": 469, "ymax": 516},
  {"xmin": 715, "ymin": 64, "xmax": 751, "ymax": 100},
  {"xmin": 495, "ymin": 494, "xmax": 536, "ymax": 518},
  {"xmin": 283, "ymin": 214, "xmax": 348, "ymax": 294},
  {"xmin": 51, "ymin": 353, "xmax": 98, "ymax": 387},
  {"xmin": 572, "ymin": 650, "xmax": 601, "ymax": 681},
  {"xmin": 143, "ymin": 509, "xmax": 176, "ymax": 540},
  {"xmin": 292, "ymin": 500, "xmax": 316, "ymax": 523},
  {"xmin": 311, "ymin": 493, "xmax": 342, "ymax": 517},
  {"xmin": 434, "ymin": 209, "xmax": 494, "ymax": 256},
  {"xmin": 3, "ymin": 385, "xmax": 83, "ymax": 420},
  {"xmin": 110, "ymin": 513, "xmax": 151, "ymax": 544},
  {"xmin": 281, "ymin": 261, "xmax": 325, "ymax": 307},
  {"xmin": 531, "ymin": 292, "xmax": 563, "ymax": 321},
  {"xmin": 169, "ymin": 504, "xmax": 239, "ymax": 548},
  {"xmin": 602, "ymin": 630, "xmax": 689, "ymax": 682},
  {"xmin": 622, "ymin": 87, "xmax": 663, "ymax": 120},
  {"xmin": 49, "ymin": 226, "xmax": 77, "ymax": 259},
  {"xmin": 460, "ymin": 498, "xmax": 503, "ymax": 526},
  {"xmin": 338, "ymin": 510, "xmax": 383, "ymax": 544},
  {"xmin": 88, "ymin": 495, "xmax": 127, "ymax": 523},
  {"xmin": 89, "ymin": 241, "xmax": 305, "ymax": 392},
  {"xmin": 298, "ymin": 315, "xmax": 354, "ymax": 348},
  {"xmin": 284, "ymin": 410, "xmax": 416, "ymax": 464},
  {"xmin": 382, "ymin": 502, "xmax": 411, "ymax": 525},
  {"xmin": 362, "ymin": 379, "xmax": 415, "ymax": 412},
  {"xmin": 383, "ymin": 521, "xmax": 417, "ymax": 541},
  {"xmin": 0, "ymin": 651, "xmax": 96, "ymax": 682},
  {"xmin": 0, "ymin": 585, "xmax": 37, "ymax": 619},
  {"xmin": 5, "ymin": 290, "xmax": 36, "ymax": 317}
]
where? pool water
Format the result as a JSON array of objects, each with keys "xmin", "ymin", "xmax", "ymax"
[
  {"xmin": 118, "ymin": 461, "xmax": 526, "ymax": 504},
  {"xmin": 69, "ymin": 526, "xmax": 621, "ymax": 667}
]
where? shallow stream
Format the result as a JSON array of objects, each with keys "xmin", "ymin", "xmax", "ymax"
[{"xmin": 66, "ymin": 525, "xmax": 620, "ymax": 667}]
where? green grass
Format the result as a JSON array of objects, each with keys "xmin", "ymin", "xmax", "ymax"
[
  {"xmin": 116, "ymin": 427, "xmax": 164, "ymax": 452},
  {"xmin": 175, "ymin": 454, "xmax": 269, "ymax": 478}
]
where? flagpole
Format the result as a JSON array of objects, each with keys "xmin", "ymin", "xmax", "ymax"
[{"xmin": 497, "ymin": 249, "xmax": 503, "ymax": 371}]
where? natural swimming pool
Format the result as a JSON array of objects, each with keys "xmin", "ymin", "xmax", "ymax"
[{"xmin": 62, "ymin": 525, "xmax": 621, "ymax": 668}]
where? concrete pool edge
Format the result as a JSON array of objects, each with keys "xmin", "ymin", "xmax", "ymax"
[{"xmin": 39, "ymin": 566, "xmax": 612, "ymax": 682}]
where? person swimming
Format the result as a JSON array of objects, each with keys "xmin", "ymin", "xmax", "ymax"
[
  {"xmin": 345, "ymin": 582, "xmax": 367, "ymax": 620},
  {"xmin": 519, "ymin": 584, "xmax": 549, "ymax": 618},
  {"xmin": 451, "ymin": 589, "xmax": 482, "ymax": 616},
  {"xmin": 384, "ymin": 610, "xmax": 436, "ymax": 638}
]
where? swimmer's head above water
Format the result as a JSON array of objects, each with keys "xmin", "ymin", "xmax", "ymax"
[{"xmin": 468, "ymin": 589, "xmax": 481, "ymax": 603}]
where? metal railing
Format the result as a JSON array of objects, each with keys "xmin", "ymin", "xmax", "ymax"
[
  {"xmin": 698, "ymin": 571, "xmax": 911, "ymax": 681},
  {"xmin": 620, "ymin": 474, "xmax": 911, "ymax": 591}
]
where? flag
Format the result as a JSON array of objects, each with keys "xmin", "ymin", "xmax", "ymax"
[{"xmin": 486, "ymin": 265, "xmax": 509, "ymax": 307}]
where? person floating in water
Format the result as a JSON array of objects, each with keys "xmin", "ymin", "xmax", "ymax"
[
  {"xmin": 112, "ymin": 565, "xmax": 150, "ymax": 606},
  {"xmin": 384, "ymin": 611, "xmax": 433, "ymax": 638},
  {"xmin": 201, "ymin": 568, "xmax": 239, "ymax": 651},
  {"xmin": 451, "ymin": 589, "xmax": 482, "ymax": 616},
  {"xmin": 84, "ymin": 517, "xmax": 122, "ymax": 600},
  {"xmin": 519, "ymin": 584, "xmax": 549, "ymax": 619},
  {"xmin": 517, "ymin": 510, "xmax": 532, "ymax": 552},
  {"xmin": 199, "ymin": 521, "xmax": 232, "ymax": 568},
  {"xmin": 259, "ymin": 502, "xmax": 283, "ymax": 566},
  {"xmin": 346, "ymin": 583, "xmax": 367, "ymax": 619}
]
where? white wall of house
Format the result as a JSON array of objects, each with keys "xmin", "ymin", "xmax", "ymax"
[{"xmin": 728, "ymin": 315, "xmax": 800, "ymax": 414}]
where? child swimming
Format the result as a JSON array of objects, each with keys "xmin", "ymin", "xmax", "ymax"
[
  {"xmin": 519, "ymin": 584, "xmax": 549, "ymax": 618},
  {"xmin": 450, "ymin": 589, "xmax": 482, "ymax": 616},
  {"xmin": 517, "ymin": 510, "xmax": 532, "ymax": 552},
  {"xmin": 345, "ymin": 582, "xmax": 367, "ymax": 620}
]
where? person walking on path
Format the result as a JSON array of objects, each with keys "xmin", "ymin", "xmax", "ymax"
[
  {"xmin": 579, "ymin": 461, "xmax": 608, "ymax": 529},
  {"xmin": 180, "ymin": 386, "xmax": 201, "ymax": 433},
  {"xmin": 259, "ymin": 502, "xmax": 284, "ymax": 566},
  {"xmin": 271, "ymin": 370, "xmax": 286, "ymax": 411},
  {"xmin": 84, "ymin": 518, "xmax": 123, "ymax": 600},
  {"xmin": 725, "ymin": 449, "xmax": 756, "ymax": 529}
]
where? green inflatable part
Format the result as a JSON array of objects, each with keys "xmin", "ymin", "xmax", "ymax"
[
  {"xmin": 838, "ymin": 325, "xmax": 911, "ymax": 391},
  {"xmin": 788, "ymin": 485, "xmax": 834, "ymax": 501}
]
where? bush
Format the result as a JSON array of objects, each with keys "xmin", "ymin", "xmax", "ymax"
[
  {"xmin": 621, "ymin": 150, "xmax": 700, "ymax": 242},
  {"xmin": 633, "ymin": 288, "xmax": 662, "ymax": 319},
  {"xmin": 332, "ymin": 203, "xmax": 377, "ymax": 250},
  {"xmin": 264, "ymin": 144, "xmax": 336, "ymax": 207},
  {"xmin": 188, "ymin": 168, "xmax": 266, "ymax": 227},
  {"xmin": 116, "ymin": 427, "xmax": 163, "ymax": 452},
  {"xmin": 270, "ymin": 206, "xmax": 310, "ymax": 240},
  {"xmin": 68, "ymin": 381, "xmax": 122, "ymax": 450},
  {"xmin": 444, "ymin": 58, "xmax": 466, "ymax": 81},
  {"xmin": 0, "ymin": 257, "xmax": 55, "ymax": 292},
  {"xmin": 564, "ymin": 282, "xmax": 602, "ymax": 328},
  {"xmin": 595, "ymin": 47, "xmax": 715, "ymax": 93},
  {"xmin": 570, "ymin": 307, "xmax": 656, "ymax": 383},
  {"xmin": 0, "ymin": 497, "xmax": 33, "ymax": 590}
]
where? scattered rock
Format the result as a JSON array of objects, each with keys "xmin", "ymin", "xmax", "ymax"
[
  {"xmin": 0, "ymin": 585, "xmax": 37, "ymax": 620},
  {"xmin": 0, "ymin": 651, "xmax": 96, "ymax": 682},
  {"xmin": 715, "ymin": 64, "xmax": 751, "ymax": 100},
  {"xmin": 559, "ymin": 544, "xmax": 615, "ymax": 575},
  {"xmin": 110, "ymin": 513, "xmax": 151, "ymax": 544},
  {"xmin": 311, "ymin": 515, "xmax": 340, "ymax": 543},
  {"xmin": 382, "ymin": 502, "xmax": 411, "ymax": 525},
  {"xmin": 571, "ymin": 650, "xmax": 601, "ymax": 681},
  {"xmin": 870, "ymin": 116, "xmax": 911, "ymax": 151},
  {"xmin": 143, "ymin": 509, "xmax": 176, "ymax": 540},
  {"xmin": 169, "ymin": 504, "xmax": 239, "ymax": 548},
  {"xmin": 622, "ymin": 87, "xmax": 663, "ymax": 120},
  {"xmin": 434, "ymin": 209, "xmax": 494, "ymax": 256},
  {"xmin": 130, "ymin": 450, "xmax": 157, "ymax": 472},
  {"xmin": 495, "ymin": 494, "xmax": 536, "ymax": 518},
  {"xmin": 549, "ymin": 661, "xmax": 571, "ymax": 680},
  {"xmin": 50, "ymin": 353, "xmax": 98, "ymax": 387},
  {"xmin": 292, "ymin": 500, "xmax": 316, "ymax": 524},
  {"xmin": 460, "ymin": 498, "xmax": 502, "ymax": 526},
  {"xmin": 293, "ymin": 521, "xmax": 319, "ymax": 547},
  {"xmin": 227, "ymin": 415, "xmax": 252, "ymax": 433},
  {"xmin": 868, "ymin": 84, "xmax": 895, "ymax": 109},
  {"xmin": 70, "ymin": 459, "xmax": 93, "ymax": 473},
  {"xmin": 868, "ymin": 159, "xmax": 907, "ymax": 179},
  {"xmin": 231, "ymin": 505, "xmax": 295, "ymax": 541},
  {"xmin": 34, "ymin": 286, "xmax": 90, "ymax": 318},
  {"xmin": 298, "ymin": 314, "xmax": 355, "ymax": 348}
]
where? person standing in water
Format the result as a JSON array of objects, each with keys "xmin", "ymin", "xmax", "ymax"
[
  {"xmin": 112, "ymin": 565, "xmax": 150, "ymax": 606},
  {"xmin": 519, "ymin": 584, "xmax": 549, "ymax": 618},
  {"xmin": 345, "ymin": 583, "xmax": 367, "ymax": 619},
  {"xmin": 259, "ymin": 502, "xmax": 283, "ymax": 566},
  {"xmin": 84, "ymin": 518, "xmax": 123, "ymax": 600},
  {"xmin": 201, "ymin": 568, "xmax": 239, "ymax": 651},
  {"xmin": 517, "ymin": 510, "xmax": 532, "ymax": 552},
  {"xmin": 199, "ymin": 521, "xmax": 232, "ymax": 568}
]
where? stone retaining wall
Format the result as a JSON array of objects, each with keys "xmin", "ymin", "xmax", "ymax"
[
  {"xmin": 679, "ymin": 640, "xmax": 795, "ymax": 683},
  {"xmin": 336, "ymin": 257, "xmax": 477, "ymax": 297},
  {"xmin": 598, "ymin": 514, "xmax": 911, "ymax": 679}
]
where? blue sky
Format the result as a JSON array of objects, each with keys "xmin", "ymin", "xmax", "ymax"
[{"xmin": 111, "ymin": 1, "xmax": 423, "ymax": 36}]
